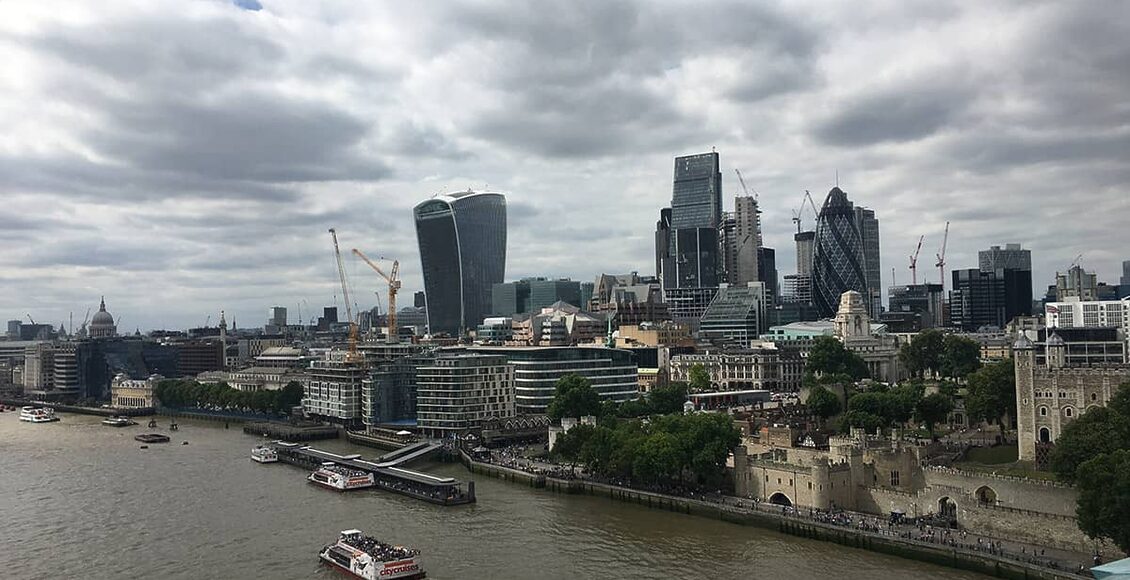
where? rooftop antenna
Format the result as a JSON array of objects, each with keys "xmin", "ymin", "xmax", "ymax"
[{"xmin": 835, "ymin": 169, "xmax": 839, "ymax": 187}]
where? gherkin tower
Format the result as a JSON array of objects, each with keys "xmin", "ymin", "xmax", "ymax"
[{"xmin": 811, "ymin": 187, "xmax": 867, "ymax": 318}]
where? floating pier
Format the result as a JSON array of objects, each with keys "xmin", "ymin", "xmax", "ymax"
[{"xmin": 269, "ymin": 442, "xmax": 475, "ymax": 506}]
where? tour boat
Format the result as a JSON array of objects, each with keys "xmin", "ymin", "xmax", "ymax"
[
  {"xmin": 250, "ymin": 445, "xmax": 279, "ymax": 463},
  {"xmin": 101, "ymin": 416, "xmax": 137, "ymax": 427},
  {"xmin": 319, "ymin": 529, "xmax": 425, "ymax": 579},
  {"xmin": 19, "ymin": 407, "xmax": 58, "ymax": 423},
  {"xmin": 308, "ymin": 462, "xmax": 375, "ymax": 491}
]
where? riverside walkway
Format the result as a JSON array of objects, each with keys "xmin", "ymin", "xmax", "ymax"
[{"xmin": 469, "ymin": 445, "xmax": 1102, "ymax": 579}]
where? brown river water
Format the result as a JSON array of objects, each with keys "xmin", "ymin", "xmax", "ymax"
[{"xmin": 0, "ymin": 412, "xmax": 989, "ymax": 579}]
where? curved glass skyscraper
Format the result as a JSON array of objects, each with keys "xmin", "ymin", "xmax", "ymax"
[
  {"xmin": 414, "ymin": 191, "xmax": 507, "ymax": 336},
  {"xmin": 812, "ymin": 187, "xmax": 867, "ymax": 318}
]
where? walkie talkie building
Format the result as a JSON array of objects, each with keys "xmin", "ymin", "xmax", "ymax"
[
  {"xmin": 811, "ymin": 187, "xmax": 867, "ymax": 318},
  {"xmin": 414, "ymin": 191, "xmax": 507, "ymax": 336}
]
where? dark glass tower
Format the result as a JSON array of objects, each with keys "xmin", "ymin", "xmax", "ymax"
[
  {"xmin": 414, "ymin": 191, "xmax": 507, "ymax": 335},
  {"xmin": 811, "ymin": 187, "xmax": 867, "ymax": 318},
  {"xmin": 670, "ymin": 152, "xmax": 722, "ymax": 232}
]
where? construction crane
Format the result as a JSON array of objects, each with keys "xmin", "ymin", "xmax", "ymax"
[
  {"xmin": 791, "ymin": 190, "xmax": 820, "ymax": 234},
  {"xmin": 735, "ymin": 169, "xmax": 758, "ymax": 201},
  {"xmin": 352, "ymin": 248, "xmax": 401, "ymax": 344},
  {"xmin": 1069, "ymin": 253, "xmax": 1084, "ymax": 270},
  {"xmin": 26, "ymin": 313, "xmax": 35, "ymax": 325},
  {"xmin": 909, "ymin": 234, "xmax": 925, "ymax": 285},
  {"xmin": 328, "ymin": 228, "xmax": 360, "ymax": 360},
  {"xmin": 935, "ymin": 221, "xmax": 950, "ymax": 289}
]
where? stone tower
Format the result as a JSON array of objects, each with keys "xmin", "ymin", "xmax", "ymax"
[
  {"xmin": 1013, "ymin": 334, "xmax": 1037, "ymax": 461},
  {"xmin": 834, "ymin": 290, "xmax": 871, "ymax": 340}
]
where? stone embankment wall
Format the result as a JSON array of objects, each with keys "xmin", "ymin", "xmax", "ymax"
[{"xmin": 461, "ymin": 454, "xmax": 1088, "ymax": 580}]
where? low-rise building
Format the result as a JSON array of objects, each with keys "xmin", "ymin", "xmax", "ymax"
[
  {"xmin": 670, "ymin": 349, "xmax": 780, "ymax": 391},
  {"xmin": 416, "ymin": 354, "xmax": 515, "ymax": 438},
  {"xmin": 453, "ymin": 345, "xmax": 638, "ymax": 414},
  {"xmin": 303, "ymin": 351, "xmax": 366, "ymax": 425},
  {"xmin": 112, "ymin": 373, "xmax": 162, "ymax": 408}
]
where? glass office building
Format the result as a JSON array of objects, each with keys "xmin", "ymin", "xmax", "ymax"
[
  {"xmin": 812, "ymin": 187, "xmax": 867, "ymax": 318},
  {"xmin": 414, "ymin": 190, "xmax": 507, "ymax": 336}
]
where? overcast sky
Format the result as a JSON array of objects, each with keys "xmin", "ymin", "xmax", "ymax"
[{"xmin": 2, "ymin": 0, "xmax": 1128, "ymax": 332}]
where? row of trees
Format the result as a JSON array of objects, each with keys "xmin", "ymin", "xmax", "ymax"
[
  {"xmin": 807, "ymin": 382, "xmax": 955, "ymax": 437},
  {"xmin": 552, "ymin": 412, "xmax": 741, "ymax": 486},
  {"xmin": 154, "ymin": 379, "xmax": 304, "ymax": 415},
  {"xmin": 546, "ymin": 374, "xmax": 688, "ymax": 421},
  {"xmin": 1049, "ymin": 383, "xmax": 1130, "ymax": 553},
  {"xmin": 899, "ymin": 329, "xmax": 982, "ymax": 380}
]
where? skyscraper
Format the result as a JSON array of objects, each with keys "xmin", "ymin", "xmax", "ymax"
[
  {"xmin": 730, "ymin": 196, "xmax": 760, "ymax": 286},
  {"xmin": 978, "ymin": 243, "xmax": 1033, "ymax": 322},
  {"xmin": 811, "ymin": 187, "xmax": 867, "ymax": 318},
  {"xmin": 657, "ymin": 152, "xmax": 724, "ymax": 327},
  {"xmin": 853, "ymin": 207, "xmax": 881, "ymax": 316},
  {"xmin": 670, "ymin": 152, "xmax": 722, "ymax": 232},
  {"xmin": 758, "ymin": 246, "xmax": 778, "ymax": 304},
  {"xmin": 414, "ymin": 190, "xmax": 507, "ymax": 336}
]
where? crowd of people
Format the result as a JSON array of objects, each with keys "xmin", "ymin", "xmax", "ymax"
[{"xmin": 341, "ymin": 533, "xmax": 420, "ymax": 562}]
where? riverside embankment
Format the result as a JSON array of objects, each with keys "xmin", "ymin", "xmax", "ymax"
[{"xmin": 459, "ymin": 450, "xmax": 1090, "ymax": 580}]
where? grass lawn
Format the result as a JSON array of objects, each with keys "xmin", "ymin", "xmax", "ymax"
[{"xmin": 963, "ymin": 444, "xmax": 1018, "ymax": 464}]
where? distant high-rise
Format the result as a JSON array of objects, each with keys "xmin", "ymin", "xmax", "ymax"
[
  {"xmin": 413, "ymin": 291, "xmax": 426, "ymax": 309},
  {"xmin": 979, "ymin": 243, "xmax": 1033, "ymax": 322},
  {"xmin": 794, "ymin": 231, "xmax": 815, "ymax": 277},
  {"xmin": 730, "ymin": 196, "xmax": 760, "ymax": 285},
  {"xmin": 1122, "ymin": 261, "xmax": 1130, "ymax": 287},
  {"xmin": 268, "ymin": 306, "xmax": 287, "ymax": 328},
  {"xmin": 811, "ymin": 187, "xmax": 867, "ymax": 318},
  {"xmin": 980, "ymin": 244, "xmax": 1032, "ymax": 272},
  {"xmin": 758, "ymin": 247, "xmax": 778, "ymax": 305},
  {"xmin": 658, "ymin": 153, "xmax": 724, "ymax": 326},
  {"xmin": 853, "ymin": 207, "xmax": 881, "ymax": 316},
  {"xmin": 950, "ymin": 269, "xmax": 1007, "ymax": 331},
  {"xmin": 414, "ymin": 190, "xmax": 507, "ymax": 336},
  {"xmin": 670, "ymin": 152, "xmax": 722, "ymax": 232}
]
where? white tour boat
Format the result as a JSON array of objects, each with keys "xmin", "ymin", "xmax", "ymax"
[
  {"xmin": 19, "ymin": 407, "xmax": 58, "ymax": 423},
  {"xmin": 250, "ymin": 445, "xmax": 279, "ymax": 463},
  {"xmin": 308, "ymin": 462, "xmax": 375, "ymax": 491},
  {"xmin": 319, "ymin": 529, "xmax": 425, "ymax": 579},
  {"xmin": 101, "ymin": 416, "xmax": 137, "ymax": 427}
]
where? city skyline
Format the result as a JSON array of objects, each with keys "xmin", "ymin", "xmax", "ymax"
[{"xmin": 3, "ymin": 1, "xmax": 1129, "ymax": 330}]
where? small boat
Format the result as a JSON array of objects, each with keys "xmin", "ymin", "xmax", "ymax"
[
  {"xmin": 308, "ymin": 463, "xmax": 375, "ymax": 491},
  {"xmin": 101, "ymin": 416, "xmax": 137, "ymax": 427},
  {"xmin": 319, "ymin": 529, "xmax": 425, "ymax": 579},
  {"xmin": 181, "ymin": 441, "xmax": 189, "ymax": 445},
  {"xmin": 134, "ymin": 433, "xmax": 171, "ymax": 444},
  {"xmin": 147, "ymin": 419, "xmax": 158, "ymax": 428},
  {"xmin": 170, "ymin": 421, "xmax": 179, "ymax": 431},
  {"xmin": 250, "ymin": 445, "xmax": 279, "ymax": 463},
  {"xmin": 140, "ymin": 445, "xmax": 149, "ymax": 449},
  {"xmin": 19, "ymin": 407, "xmax": 59, "ymax": 423}
]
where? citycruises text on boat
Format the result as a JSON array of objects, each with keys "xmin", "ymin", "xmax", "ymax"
[
  {"xmin": 308, "ymin": 462, "xmax": 375, "ymax": 491},
  {"xmin": 319, "ymin": 529, "xmax": 425, "ymax": 579},
  {"xmin": 19, "ymin": 407, "xmax": 58, "ymax": 423}
]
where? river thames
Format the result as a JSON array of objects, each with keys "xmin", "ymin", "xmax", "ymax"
[{"xmin": 0, "ymin": 412, "xmax": 990, "ymax": 579}]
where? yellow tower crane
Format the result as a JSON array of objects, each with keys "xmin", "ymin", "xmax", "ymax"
[
  {"xmin": 351, "ymin": 248, "xmax": 401, "ymax": 344},
  {"xmin": 328, "ymin": 228, "xmax": 360, "ymax": 360}
]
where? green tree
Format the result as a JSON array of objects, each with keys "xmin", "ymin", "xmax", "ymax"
[
  {"xmin": 842, "ymin": 410, "xmax": 885, "ymax": 433},
  {"xmin": 899, "ymin": 329, "xmax": 944, "ymax": 377},
  {"xmin": 648, "ymin": 382, "xmax": 689, "ymax": 415},
  {"xmin": 1075, "ymin": 449, "xmax": 1130, "ymax": 553},
  {"xmin": 546, "ymin": 374, "xmax": 601, "ymax": 421},
  {"xmin": 964, "ymin": 359, "xmax": 1016, "ymax": 429},
  {"xmin": 688, "ymin": 364, "xmax": 712, "ymax": 391},
  {"xmin": 278, "ymin": 381, "xmax": 304, "ymax": 412},
  {"xmin": 806, "ymin": 336, "xmax": 869, "ymax": 381},
  {"xmin": 1049, "ymin": 406, "xmax": 1129, "ymax": 483},
  {"xmin": 806, "ymin": 386, "xmax": 842, "ymax": 425},
  {"xmin": 914, "ymin": 392, "xmax": 954, "ymax": 437},
  {"xmin": 940, "ymin": 335, "xmax": 982, "ymax": 379}
]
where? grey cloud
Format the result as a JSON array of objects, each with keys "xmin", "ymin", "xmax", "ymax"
[{"xmin": 813, "ymin": 84, "xmax": 972, "ymax": 147}]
